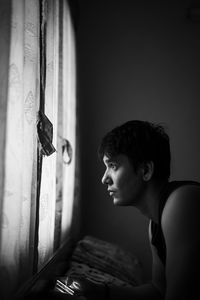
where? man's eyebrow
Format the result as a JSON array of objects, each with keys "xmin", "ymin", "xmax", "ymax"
[{"xmin": 105, "ymin": 157, "xmax": 118, "ymax": 163}]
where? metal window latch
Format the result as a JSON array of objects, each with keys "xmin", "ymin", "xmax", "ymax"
[{"xmin": 37, "ymin": 110, "xmax": 56, "ymax": 156}]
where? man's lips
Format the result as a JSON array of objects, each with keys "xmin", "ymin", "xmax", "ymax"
[{"xmin": 108, "ymin": 189, "xmax": 117, "ymax": 196}]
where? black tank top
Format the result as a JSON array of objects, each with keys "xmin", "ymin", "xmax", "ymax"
[{"xmin": 150, "ymin": 180, "xmax": 200, "ymax": 265}]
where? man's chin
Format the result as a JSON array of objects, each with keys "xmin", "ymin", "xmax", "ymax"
[
  {"xmin": 113, "ymin": 196, "xmax": 132, "ymax": 206},
  {"xmin": 113, "ymin": 197, "xmax": 123, "ymax": 206}
]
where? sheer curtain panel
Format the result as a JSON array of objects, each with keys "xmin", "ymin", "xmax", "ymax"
[
  {"xmin": 0, "ymin": 0, "xmax": 78, "ymax": 299},
  {"xmin": 0, "ymin": 1, "xmax": 40, "ymax": 298}
]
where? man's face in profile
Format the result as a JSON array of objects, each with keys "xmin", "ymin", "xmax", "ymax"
[{"xmin": 101, "ymin": 154, "xmax": 144, "ymax": 206}]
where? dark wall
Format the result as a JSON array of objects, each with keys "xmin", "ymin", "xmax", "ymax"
[{"xmin": 76, "ymin": 0, "xmax": 200, "ymax": 280}]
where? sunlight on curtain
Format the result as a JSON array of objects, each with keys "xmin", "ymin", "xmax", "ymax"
[
  {"xmin": 0, "ymin": 0, "xmax": 39, "ymax": 298},
  {"xmin": 0, "ymin": 0, "xmax": 78, "ymax": 298},
  {"xmin": 37, "ymin": 0, "xmax": 77, "ymax": 270},
  {"xmin": 61, "ymin": 0, "xmax": 77, "ymax": 244}
]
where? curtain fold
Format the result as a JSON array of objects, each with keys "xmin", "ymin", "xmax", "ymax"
[
  {"xmin": 61, "ymin": 0, "xmax": 77, "ymax": 244},
  {"xmin": 0, "ymin": 1, "xmax": 40, "ymax": 298},
  {"xmin": 37, "ymin": 0, "xmax": 59, "ymax": 271}
]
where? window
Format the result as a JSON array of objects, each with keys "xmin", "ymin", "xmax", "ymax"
[{"xmin": 0, "ymin": 1, "xmax": 79, "ymax": 299}]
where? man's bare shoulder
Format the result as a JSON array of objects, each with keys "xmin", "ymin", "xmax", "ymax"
[
  {"xmin": 161, "ymin": 184, "xmax": 200, "ymax": 239},
  {"xmin": 162, "ymin": 184, "xmax": 200, "ymax": 227},
  {"xmin": 161, "ymin": 184, "xmax": 200, "ymax": 299}
]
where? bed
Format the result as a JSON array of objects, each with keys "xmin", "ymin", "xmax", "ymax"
[{"xmin": 25, "ymin": 235, "xmax": 144, "ymax": 299}]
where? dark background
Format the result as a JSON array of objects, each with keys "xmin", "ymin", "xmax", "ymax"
[{"xmin": 76, "ymin": 0, "xmax": 200, "ymax": 280}]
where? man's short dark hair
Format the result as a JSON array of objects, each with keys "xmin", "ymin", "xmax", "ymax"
[{"xmin": 98, "ymin": 120, "xmax": 171, "ymax": 180}]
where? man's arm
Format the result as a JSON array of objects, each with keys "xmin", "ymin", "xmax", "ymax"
[
  {"xmin": 162, "ymin": 185, "xmax": 200, "ymax": 300},
  {"xmin": 80, "ymin": 233, "xmax": 164, "ymax": 300},
  {"xmin": 107, "ymin": 223, "xmax": 165, "ymax": 300}
]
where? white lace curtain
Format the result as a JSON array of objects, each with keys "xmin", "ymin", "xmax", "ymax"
[{"xmin": 0, "ymin": 0, "xmax": 77, "ymax": 299}]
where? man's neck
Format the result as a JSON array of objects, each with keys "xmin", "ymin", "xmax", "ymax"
[{"xmin": 136, "ymin": 180, "xmax": 168, "ymax": 223}]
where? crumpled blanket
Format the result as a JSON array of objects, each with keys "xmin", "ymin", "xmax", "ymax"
[{"xmin": 65, "ymin": 236, "xmax": 143, "ymax": 287}]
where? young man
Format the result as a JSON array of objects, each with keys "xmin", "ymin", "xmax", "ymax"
[
  {"xmin": 65, "ymin": 120, "xmax": 200, "ymax": 300},
  {"xmin": 96, "ymin": 120, "xmax": 200, "ymax": 300}
]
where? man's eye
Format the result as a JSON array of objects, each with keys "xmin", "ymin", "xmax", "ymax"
[{"xmin": 109, "ymin": 163, "xmax": 117, "ymax": 170}]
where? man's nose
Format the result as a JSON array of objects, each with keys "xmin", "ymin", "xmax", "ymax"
[{"xmin": 101, "ymin": 170, "xmax": 111, "ymax": 185}]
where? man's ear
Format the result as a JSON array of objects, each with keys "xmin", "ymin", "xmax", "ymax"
[{"xmin": 142, "ymin": 161, "xmax": 154, "ymax": 181}]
